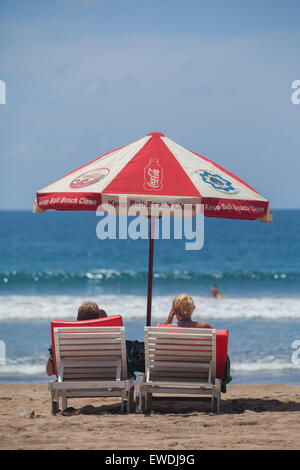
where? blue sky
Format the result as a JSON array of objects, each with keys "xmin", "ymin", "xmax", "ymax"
[{"xmin": 1, "ymin": 0, "xmax": 300, "ymax": 209}]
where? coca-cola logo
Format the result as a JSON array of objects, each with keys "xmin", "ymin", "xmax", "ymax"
[
  {"xmin": 70, "ymin": 168, "xmax": 110, "ymax": 188},
  {"xmin": 143, "ymin": 158, "xmax": 163, "ymax": 191}
]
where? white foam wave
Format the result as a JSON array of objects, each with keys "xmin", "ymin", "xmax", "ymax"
[
  {"xmin": 231, "ymin": 359, "xmax": 300, "ymax": 372},
  {"xmin": 0, "ymin": 295, "xmax": 300, "ymax": 321},
  {"xmin": 0, "ymin": 357, "xmax": 47, "ymax": 376}
]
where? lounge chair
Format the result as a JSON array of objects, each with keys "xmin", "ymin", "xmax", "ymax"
[
  {"xmin": 140, "ymin": 327, "xmax": 222, "ymax": 412},
  {"xmin": 48, "ymin": 323, "xmax": 135, "ymax": 414}
]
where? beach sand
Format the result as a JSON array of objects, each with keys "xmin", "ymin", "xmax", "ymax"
[{"xmin": 0, "ymin": 383, "xmax": 299, "ymax": 450}]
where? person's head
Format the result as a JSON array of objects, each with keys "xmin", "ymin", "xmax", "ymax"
[
  {"xmin": 171, "ymin": 294, "xmax": 195, "ymax": 321},
  {"xmin": 77, "ymin": 302, "xmax": 107, "ymax": 321}
]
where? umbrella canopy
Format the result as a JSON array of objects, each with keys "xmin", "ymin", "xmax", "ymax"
[
  {"xmin": 34, "ymin": 131, "xmax": 271, "ymax": 325},
  {"xmin": 34, "ymin": 132, "xmax": 271, "ymax": 221}
]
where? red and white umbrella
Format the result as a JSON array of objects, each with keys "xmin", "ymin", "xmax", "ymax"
[
  {"xmin": 34, "ymin": 131, "xmax": 270, "ymax": 220},
  {"xmin": 34, "ymin": 131, "xmax": 271, "ymax": 324}
]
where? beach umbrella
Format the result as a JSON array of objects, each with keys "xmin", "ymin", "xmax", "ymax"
[{"xmin": 34, "ymin": 131, "xmax": 272, "ymax": 325}]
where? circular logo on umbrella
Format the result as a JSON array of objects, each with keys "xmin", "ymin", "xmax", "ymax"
[
  {"xmin": 199, "ymin": 170, "xmax": 240, "ymax": 194},
  {"xmin": 70, "ymin": 168, "xmax": 110, "ymax": 188}
]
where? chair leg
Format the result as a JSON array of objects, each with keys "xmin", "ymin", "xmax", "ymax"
[
  {"xmin": 121, "ymin": 390, "xmax": 127, "ymax": 414},
  {"xmin": 51, "ymin": 391, "xmax": 58, "ymax": 415},
  {"xmin": 211, "ymin": 389, "xmax": 220, "ymax": 412},
  {"xmin": 137, "ymin": 390, "xmax": 145, "ymax": 414},
  {"xmin": 127, "ymin": 387, "xmax": 134, "ymax": 413},
  {"xmin": 144, "ymin": 391, "xmax": 152, "ymax": 411},
  {"xmin": 136, "ymin": 375, "xmax": 145, "ymax": 413},
  {"xmin": 52, "ymin": 399, "xmax": 58, "ymax": 415},
  {"xmin": 217, "ymin": 390, "xmax": 221, "ymax": 412},
  {"xmin": 61, "ymin": 392, "xmax": 67, "ymax": 412},
  {"xmin": 211, "ymin": 396, "xmax": 215, "ymax": 412},
  {"xmin": 216, "ymin": 382, "xmax": 221, "ymax": 412},
  {"xmin": 148, "ymin": 392, "xmax": 152, "ymax": 410}
]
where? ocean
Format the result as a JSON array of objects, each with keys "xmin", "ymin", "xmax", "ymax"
[{"xmin": 0, "ymin": 209, "xmax": 299, "ymax": 385}]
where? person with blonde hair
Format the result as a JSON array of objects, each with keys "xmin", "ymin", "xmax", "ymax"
[
  {"xmin": 165, "ymin": 293, "xmax": 212, "ymax": 328},
  {"xmin": 165, "ymin": 294, "xmax": 232, "ymax": 392}
]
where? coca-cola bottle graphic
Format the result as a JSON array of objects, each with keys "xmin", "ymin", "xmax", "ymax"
[{"xmin": 143, "ymin": 158, "xmax": 163, "ymax": 191}]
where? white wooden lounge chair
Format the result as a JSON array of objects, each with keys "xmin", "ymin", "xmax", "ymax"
[
  {"xmin": 48, "ymin": 326, "xmax": 135, "ymax": 415},
  {"xmin": 141, "ymin": 327, "xmax": 222, "ymax": 412}
]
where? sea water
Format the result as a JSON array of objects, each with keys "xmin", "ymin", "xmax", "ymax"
[{"xmin": 0, "ymin": 209, "xmax": 299, "ymax": 385}]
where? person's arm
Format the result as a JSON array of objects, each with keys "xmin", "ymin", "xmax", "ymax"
[
  {"xmin": 46, "ymin": 359, "xmax": 54, "ymax": 376},
  {"xmin": 165, "ymin": 309, "xmax": 176, "ymax": 324},
  {"xmin": 46, "ymin": 345, "xmax": 55, "ymax": 376}
]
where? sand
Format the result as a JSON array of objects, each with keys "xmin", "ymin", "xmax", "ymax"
[{"xmin": 0, "ymin": 383, "xmax": 299, "ymax": 450}]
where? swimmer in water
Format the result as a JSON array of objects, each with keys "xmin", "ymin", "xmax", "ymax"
[{"xmin": 210, "ymin": 284, "xmax": 224, "ymax": 299}]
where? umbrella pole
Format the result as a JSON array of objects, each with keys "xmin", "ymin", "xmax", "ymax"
[{"xmin": 146, "ymin": 217, "xmax": 156, "ymax": 326}]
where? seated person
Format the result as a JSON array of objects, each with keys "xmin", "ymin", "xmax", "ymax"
[
  {"xmin": 127, "ymin": 294, "xmax": 213, "ymax": 376},
  {"xmin": 45, "ymin": 301, "xmax": 144, "ymax": 378},
  {"xmin": 164, "ymin": 293, "xmax": 232, "ymax": 392},
  {"xmin": 46, "ymin": 301, "xmax": 107, "ymax": 376},
  {"xmin": 165, "ymin": 293, "xmax": 213, "ymax": 328}
]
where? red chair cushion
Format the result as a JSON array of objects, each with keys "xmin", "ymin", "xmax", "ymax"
[{"xmin": 51, "ymin": 315, "xmax": 123, "ymax": 376}]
